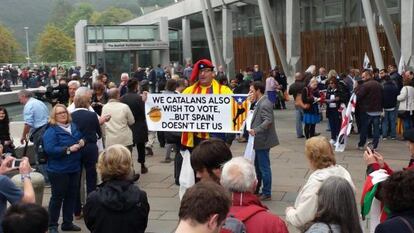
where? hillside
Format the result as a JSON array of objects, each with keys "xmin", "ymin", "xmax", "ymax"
[{"xmin": 0, "ymin": 0, "xmax": 145, "ymax": 52}]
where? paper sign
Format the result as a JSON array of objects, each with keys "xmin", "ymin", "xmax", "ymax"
[{"xmin": 145, "ymin": 94, "xmax": 250, "ymax": 133}]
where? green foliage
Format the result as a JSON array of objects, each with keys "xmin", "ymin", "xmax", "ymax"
[
  {"xmin": 89, "ymin": 7, "xmax": 135, "ymax": 25},
  {"xmin": 0, "ymin": 24, "xmax": 22, "ymax": 63},
  {"xmin": 63, "ymin": 3, "xmax": 94, "ymax": 36},
  {"xmin": 35, "ymin": 25, "xmax": 75, "ymax": 62},
  {"xmin": 49, "ymin": 0, "xmax": 74, "ymax": 28}
]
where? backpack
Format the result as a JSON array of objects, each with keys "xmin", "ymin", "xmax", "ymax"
[
  {"xmin": 220, "ymin": 205, "xmax": 266, "ymax": 233},
  {"xmin": 29, "ymin": 124, "xmax": 50, "ymax": 164}
]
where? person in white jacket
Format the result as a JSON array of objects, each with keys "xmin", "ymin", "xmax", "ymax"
[
  {"xmin": 285, "ymin": 136, "xmax": 355, "ymax": 230},
  {"xmin": 101, "ymin": 88, "xmax": 135, "ymax": 149},
  {"xmin": 397, "ymin": 79, "xmax": 414, "ymax": 131}
]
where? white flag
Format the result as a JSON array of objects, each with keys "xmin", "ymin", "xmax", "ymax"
[
  {"xmin": 363, "ymin": 52, "xmax": 371, "ymax": 70},
  {"xmin": 398, "ymin": 56, "xmax": 405, "ymax": 75},
  {"xmin": 335, "ymin": 94, "xmax": 357, "ymax": 152}
]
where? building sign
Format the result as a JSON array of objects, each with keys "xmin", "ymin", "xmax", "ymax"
[
  {"xmin": 103, "ymin": 41, "xmax": 169, "ymax": 50},
  {"xmin": 145, "ymin": 93, "xmax": 250, "ymax": 133}
]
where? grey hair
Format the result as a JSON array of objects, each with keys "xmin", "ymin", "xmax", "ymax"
[
  {"xmin": 18, "ymin": 90, "xmax": 33, "ymax": 98},
  {"xmin": 309, "ymin": 176, "xmax": 362, "ymax": 233},
  {"xmin": 75, "ymin": 87, "xmax": 92, "ymax": 97},
  {"xmin": 68, "ymin": 80, "xmax": 80, "ymax": 88},
  {"xmin": 107, "ymin": 88, "xmax": 120, "ymax": 100},
  {"xmin": 121, "ymin": 73, "xmax": 129, "ymax": 79},
  {"xmin": 220, "ymin": 157, "xmax": 256, "ymax": 193}
]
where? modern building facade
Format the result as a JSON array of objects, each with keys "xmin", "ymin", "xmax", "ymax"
[{"xmin": 76, "ymin": 0, "xmax": 413, "ymax": 82}]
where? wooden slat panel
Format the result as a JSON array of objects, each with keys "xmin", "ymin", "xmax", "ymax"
[{"xmin": 234, "ymin": 25, "xmax": 401, "ymax": 76}]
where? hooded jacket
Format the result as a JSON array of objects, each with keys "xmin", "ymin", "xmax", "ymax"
[
  {"xmin": 84, "ymin": 180, "xmax": 150, "ymax": 233},
  {"xmin": 285, "ymin": 165, "xmax": 355, "ymax": 229},
  {"xmin": 230, "ymin": 192, "xmax": 289, "ymax": 233}
]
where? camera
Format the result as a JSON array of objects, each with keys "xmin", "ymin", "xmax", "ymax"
[{"xmin": 12, "ymin": 159, "xmax": 22, "ymax": 168}]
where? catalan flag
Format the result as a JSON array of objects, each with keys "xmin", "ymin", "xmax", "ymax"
[{"xmin": 232, "ymin": 95, "xmax": 249, "ymax": 131}]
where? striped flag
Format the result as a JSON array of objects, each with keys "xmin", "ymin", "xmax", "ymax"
[
  {"xmin": 335, "ymin": 93, "xmax": 356, "ymax": 152},
  {"xmin": 361, "ymin": 169, "xmax": 390, "ymax": 232},
  {"xmin": 398, "ymin": 55, "xmax": 405, "ymax": 75},
  {"xmin": 363, "ymin": 52, "xmax": 371, "ymax": 70},
  {"xmin": 232, "ymin": 95, "xmax": 249, "ymax": 131}
]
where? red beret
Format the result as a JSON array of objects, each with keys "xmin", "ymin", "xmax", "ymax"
[{"xmin": 190, "ymin": 59, "xmax": 214, "ymax": 82}]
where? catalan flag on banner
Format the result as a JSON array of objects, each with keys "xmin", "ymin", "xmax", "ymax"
[{"xmin": 232, "ymin": 95, "xmax": 249, "ymax": 131}]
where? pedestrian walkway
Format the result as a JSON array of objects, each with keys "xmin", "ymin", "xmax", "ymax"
[{"xmin": 37, "ymin": 102, "xmax": 408, "ymax": 233}]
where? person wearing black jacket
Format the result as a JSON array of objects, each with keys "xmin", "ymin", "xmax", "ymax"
[
  {"xmin": 84, "ymin": 145, "xmax": 149, "ymax": 233},
  {"xmin": 0, "ymin": 107, "xmax": 14, "ymax": 154},
  {"xmin": 120, "ymin": 79, "xmax": 149, "ymax": 174},
  {"xmin": 382, "ymin": 75, "xmax": 399, "ymax": 140},
  {"xmin": 375, "ymin": 170, "xmax": 414, "ymax": 233},
  {"xmin": 325, "ymin": 78, "xmax": 343, "ymax": 143},
  {"xmin": 71, "ymin": 94, "xmax": 102, "ymax": 219},
  {"xmin": 289, "ymin": 72, "xmax": 305, "ymax": 138},
  {"xmin": 275, "ymin": 68, "xmax": 288, "ymax": 109}
]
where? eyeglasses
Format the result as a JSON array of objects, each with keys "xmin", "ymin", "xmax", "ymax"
[
  {"xmin": 56, "ymin": 111, "xmax": 67, "ymax": 116},
  {"xmin": 200, "ymin": 69, "xmax": 213, "ymax": 73}
]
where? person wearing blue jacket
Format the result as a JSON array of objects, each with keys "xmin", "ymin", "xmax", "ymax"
[{"xmin": 42, "ymin": 104, "xmax": 85, "ymax": 233}]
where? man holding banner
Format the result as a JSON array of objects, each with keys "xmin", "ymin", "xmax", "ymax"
[
  {"xmin": 180, "ymin": 59, "xmax": 233, "ymax": 149},
  {"xmin": 145, "ymin": 59, "xmax": 254, "ymax": 197}
]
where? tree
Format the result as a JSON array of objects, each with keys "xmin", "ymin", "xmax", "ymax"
[
  {"xmin": 89, "ymin": 7, "xmax": 135, "ymax": 25},
  {"xmin": 35, "ymin": 25, "xmax": 74, "ymax": 62},
  {"xmin": 0, "ymin": 24, "xmax": 22, "ymax": 63},
  {"xmin": 49, "ymin": 0, "xmax": 74, "ymax": 28},
  {"xmin": 63, "ymin": 3, "xmax": 94, "ymax": 36}
]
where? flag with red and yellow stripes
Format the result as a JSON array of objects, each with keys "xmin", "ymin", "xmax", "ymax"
[{"xmin": 231, "ymin": 95, "xmax": 249, "ymax": 131}]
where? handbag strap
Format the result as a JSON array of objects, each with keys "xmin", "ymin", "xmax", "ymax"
[
  {"xmin": 399, "ymin": 216, "xmax": 414, "ymax": 233},
  {"xmin": 405, "ymin": 87, "xmax": 409, "ymax": 109},
  {"xmin": 324, "ymin": 223, "xmax": 334, "ymax": 233}
]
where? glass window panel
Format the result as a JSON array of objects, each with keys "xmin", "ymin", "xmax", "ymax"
[
  {"xmin": 87, "ymin": 27, "xmax": 96, "ymax": 43},
  {"xmin": 103, "ymin": 26, "xmax": 128, "ymax": 42},
  {"xmin": 385, "ymin": 0, "xmax": 398, "ymax": 8},
  {"xmin": 96, "ymin": 27, "xmax": 103, "ymax": 43},
  {"xmin": 325, "ymin": 4, "xmax": 342, "ymax": 17},
  {"xmin": 129, "ymin": 26, "xmax": 159, "ymax": 41},
  {"xmin": 169, "ymin": 30, "xmax": 178, "ymax": 41}
]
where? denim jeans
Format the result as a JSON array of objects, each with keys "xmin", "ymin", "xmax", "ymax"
[
  {"xmin": 358, "ymin": 112, "xmax": 380, "ymax": 148},
  {"xmin": 295, "ymin": 107, "xmax": 304, "ymax": 137},
  {"xmin": 403, "ymin": 116, "xmax": 413, "ymax": 132},
  {"xmin": 327, "ymin": 108, "xmax": 341, "ymax": 140},
  {"xmin": 254, "ymin": 149, "xmax": 272, "ymax": 196},
  {"xmin": 382, "ymin": 110, "xmax": 397, "ymax": 138},
  {"xmin": 48, "ymin": 171, "xmax": 80, "ymax": 228},
  {"xmin": 75, "ymin": 143, "xmax": 98, "ymax": 215}
]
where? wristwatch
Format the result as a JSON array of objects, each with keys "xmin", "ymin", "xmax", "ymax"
[
  {"xmin": 21, "ymin": 173, "xmax": 31, "ymax": 182},
  {"xmin": 66, "ymin": 147, "xmax": 71, "ymax": 155}
]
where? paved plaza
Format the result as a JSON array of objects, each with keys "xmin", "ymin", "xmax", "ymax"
[{"xmin": 34, "ymin": 102, "xmax": 408, "ymax": 233}]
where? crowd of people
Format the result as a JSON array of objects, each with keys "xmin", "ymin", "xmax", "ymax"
[
  {"xmin": 0, "ymin": 58, "xmax": 413, "ymax": 233},
  {"xmin": 289, "ymin": 64, "xmax": 414, "ymax": 150}
]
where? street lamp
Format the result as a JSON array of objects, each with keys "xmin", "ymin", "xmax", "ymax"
[{"xmin": 24, "ymin": 27, "xmax": 30, "ymax": 67}]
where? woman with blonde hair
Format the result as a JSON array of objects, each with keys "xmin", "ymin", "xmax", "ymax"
[
  {"xmin": 285, "ymin": 136, "xmax": 355, "ymax": 230},
  {"xmin": 84, "ymin": 144, "xmax": 149, "ymax": 233},
  {"xmin": 42, "ymin": 104, "xmax": 85, "ymax": 233}
]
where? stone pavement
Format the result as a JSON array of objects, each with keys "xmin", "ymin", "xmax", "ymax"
[{"xmin": 32, "ymin": 102, "xmax": 409, "ymax": 233}]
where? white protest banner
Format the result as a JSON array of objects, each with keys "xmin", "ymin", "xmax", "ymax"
[{"xmin": 145, "ymin": 94, "xmax": 250, "ymax": 133}]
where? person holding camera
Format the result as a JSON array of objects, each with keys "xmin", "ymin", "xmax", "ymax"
[
  {"xmin": 42, "ymin": 104, "xmax": 85, "ymax": 233},
  {"xmin": 0, "ymin": 149, "xmax": 35, "ymax": 233}
]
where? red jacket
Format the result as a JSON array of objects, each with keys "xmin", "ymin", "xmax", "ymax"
[
  {"xmin": 229, "ymin": 192, "xmax": 288, "ymax": 233},
  {"xmin": 368, "ymin": 159, "xmax": 414, "ymax": 175}
]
